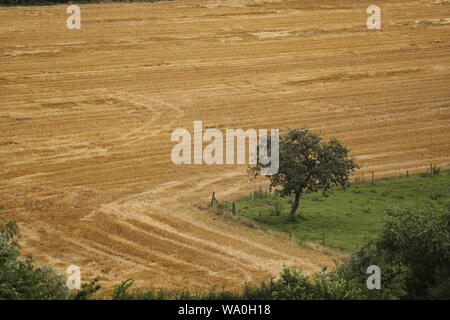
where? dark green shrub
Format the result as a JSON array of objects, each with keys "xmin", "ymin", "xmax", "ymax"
[
  {"xmin": 0, "ymin": 219, "xmax": 70, "ymax": 300},
  {"xmin": 338, "ymin": 204, "xmax": 450, "ymax": 299},
  {"xmin": 0, "ymin": 218, "xmax": 100, "ymax": 300}
]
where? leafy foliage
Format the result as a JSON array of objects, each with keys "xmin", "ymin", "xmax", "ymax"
[
  {"xmin": 338, "ymin": 204, "xmax": 450, "ymax": 299},
  {"xmin": 0, "ymin": 218, "xmax": 70, "ymax": 300},
  {"xmin": 264, "ymin": 267, "xmax": 367, "ymax": 300},
  {"xmin": 72, "ymin": 277, "xmax": 101, "ymax": 300},
  {"xmin": 0, "ymin": 218, "xmax": 100, "ymax": 300},
  {"xmin": 249, "ymin": 129, "xmax": 358, "ymax": 220}
]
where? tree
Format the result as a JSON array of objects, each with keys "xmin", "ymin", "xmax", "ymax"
[
  {"xmin": 338, "ymin": 204, "xmax": 450, "ymax": 299},
  {"xmin": 249, "ymin": 129, "xmax": 358, "ymax": 221}
]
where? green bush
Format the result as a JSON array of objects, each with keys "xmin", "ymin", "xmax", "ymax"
[
  {"xmin": 0, "ymin": 219, "xmax": 100, "ymax": 300},
  {"xmin": 265, "ymin": 267, "xmax": 368, "ymax": 300},
  {"xmin": 0, "ymin": 219, "xmax": 70, "ymax": 300},
  {"xmin": 338, "ymin": 204, "xmax": 450, "ymax": 299}
]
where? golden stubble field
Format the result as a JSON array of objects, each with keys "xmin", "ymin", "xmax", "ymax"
[{"xmin": 0, "ymin": 0, "xmax": 449, "ymax": 292}]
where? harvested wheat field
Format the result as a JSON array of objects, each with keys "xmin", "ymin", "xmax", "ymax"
[{"xmin": 0, "ymin": 0, "xmax": 449, "ymax": 292}]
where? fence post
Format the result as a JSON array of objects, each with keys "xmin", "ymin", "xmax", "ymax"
[
  {"xmin": 232, "ymin": 202, "xmax": 236, "ymax": 215},
  {"xmin": 406, "ymin": 170, "xmax": 409, "ymax": 177},
  {"xmin": 430, "ymin": 163, "xmax": 433, "ymax": 176},
  {"xmin": 259, "ymin": 211, "xmax": 262, "ymax": 221},
  {"xmin": 210, "ymin": 192, "xmax": 218, "ymax": 207},
  {"xmin": 371, "ymin": 171, "xmax": 374, "ymax": 184}
]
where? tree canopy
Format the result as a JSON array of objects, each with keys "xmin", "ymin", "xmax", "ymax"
[{"xmin": 249, "ymin": 129, "xmax": 358, "ymax": 221}]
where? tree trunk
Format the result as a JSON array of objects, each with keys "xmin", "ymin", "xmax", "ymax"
[{"xmin": 287, "ymin": 191, "xmax": 301, "ymax": 222}]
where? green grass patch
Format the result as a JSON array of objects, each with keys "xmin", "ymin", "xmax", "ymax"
[{"xmin": 220, "ymin": 170, "xmax": 450, "ymax": 252}]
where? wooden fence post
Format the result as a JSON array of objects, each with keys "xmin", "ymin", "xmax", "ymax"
[
  {"xmin": 210, "ymin": 192, "xmax": 215, "ymax": 207},
  {"xmin": 210, "ymin": 192, "xmax": 218, "ymax": 207},
  {"xmin": 430, "ymin": 163, "xmax": 433, "ymax": 176},
  {"xmin": 371, "ymin": 171, "xmax": 374, "ymax": 184},
  {"xmin": 232, "ymin": 202, "xmax": 236, "ymax": 215}
]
